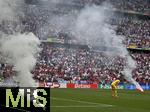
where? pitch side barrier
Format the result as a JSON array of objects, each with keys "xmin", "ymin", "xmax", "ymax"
[
  {"xmin": 38, "ymin": 82, "xmax": 150, "ymax": 90},
  {"xmin": 99, "ymin": 84, "xmax": 150, "ymax": 90}
]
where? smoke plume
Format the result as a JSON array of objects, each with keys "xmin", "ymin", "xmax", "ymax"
[
  {"xmin": 72, "ymin": 5, "xmax": 143, "ymax": 91},
  {"xmin": 0, "ymin": 33, "xmax": 40, "ymax": 87},
  {"xmin": 41, "ymin": 1, "xmax": 143, "ymax": 90},
  {"xmin": 0, "ymin": 0, "xmax": 143, "ymax": 90},
  {"xmin": 0, "ymin": 0, "xmax": 40, "ymax": 87},
  {"xmin": 0, "ymin": 0, "xmax": 24, "ymax": 23}
]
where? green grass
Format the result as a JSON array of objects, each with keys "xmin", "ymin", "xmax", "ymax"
[{"xmin": 51, "ymin": 89, "xmax": 150, "ymax": 112}]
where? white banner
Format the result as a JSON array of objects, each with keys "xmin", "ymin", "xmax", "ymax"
[{"xmin": 39, "ymin": 82, "xmax": 67, "ymax": 88}]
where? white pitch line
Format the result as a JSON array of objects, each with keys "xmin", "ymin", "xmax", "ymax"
[
  {"xmin": 0, "ymin": 104, "xmax": 31, "ymax": 112},
  {"xmin": 51, "ymin": 97, "xmax": 113, "ymax": 107},
  {"xmin": 51, "ymin": 105, "xmax": 102, "ymax": 108}
]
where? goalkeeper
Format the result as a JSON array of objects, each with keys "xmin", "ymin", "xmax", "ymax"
[{"xmin": 111, "ymin": 79, "xmax": 120, "ymax": 97}]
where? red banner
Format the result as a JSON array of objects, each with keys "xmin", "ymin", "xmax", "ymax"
[
  {"xmin": 67, "ymin": 83, "xmax": 98, "ymax": 89},
  {"xmin": 39, "ymin": 82, "xmax": 98, "ymax": 89},
  {"xmin": 67, "ymin": 83, "xmax": 75, "ymax": 88}
]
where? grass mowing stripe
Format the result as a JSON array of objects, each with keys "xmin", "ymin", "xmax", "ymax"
[
  {"xmin": 51, "ymin": 89, "xmax": 150, "ymax": 112},
  {"xmin": 51, "ymin": 97, "xmax": 113, "ymax": 107},
  {"xmin": 51, "ymin": 105, "xmax": 105, "ymax": 108},
  {"xmin": 0, "ymin": 104, "xmax": 31, "ymax": 112}
]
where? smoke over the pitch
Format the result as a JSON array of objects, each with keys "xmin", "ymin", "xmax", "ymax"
[
  {"xmin": 0, "ymin": 0, "xmax": 40, "ymax": 87},
  {"xmin": 0, "ymin": 0, "xmax": 24, "ymax": 23},
  {"xmin": 73, "ymin": 5, "xmax": 143, "ymax": 91},
  {"xmin": 0, "ymin": 33, "xmax": 40, "ymax": 87},
  {"xmin": 0, "ymin": 0, "xmax": 143, "ymax": 90},
  {"xmin": 41, "ymin": 1, "xmax": 143, "ymax": 90}
]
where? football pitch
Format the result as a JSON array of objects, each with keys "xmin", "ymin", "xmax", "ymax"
[{"xmin": 51, "ymin": 89, "xmax": 150, "ymax": 112}]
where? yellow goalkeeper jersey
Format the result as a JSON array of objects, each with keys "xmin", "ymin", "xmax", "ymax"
[{"xmin": 111, "ymin": 79, "xmax": 120, "ymax": 86}]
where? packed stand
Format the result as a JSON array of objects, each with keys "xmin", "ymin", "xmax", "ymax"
[
  {"xmin": 32, "ymin": 45, "xmax": 150, "ymax": 85},
  {"xmin": 107, "ymin": 0, "xmax": 150, "ymax": 13},
  {"xmin": 20, "ymin": 3, "xmax": 150, "ymax": 49},
  {"xmin": 0, "ymin": 0, "xmax": 150, "ymax": 85},
  {"xmin": 108, "ymin": 17, "xmax": 150, "ymax": 48},
  {"xmin": 0, "ymin": 45, "xmax": 149, "ymax": 84},
  {"xmin": 73, "ymin": 0, "xmax": 150, "ymax": 13}
]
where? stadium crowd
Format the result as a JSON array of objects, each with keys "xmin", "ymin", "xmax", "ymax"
[
  {"xmin": 109, "ymin": 17, "xmax": 150, "ymax": 48},
  {"xmin": 107, "ymin": 0, "xmax": 150, "ymax": 12},
  {"xmin": 1, "ymin": 44, "xmax": 149, "ymax": 85},
  {"xmin": 74, "ymin": 0, "xmax": 150, "ymax": 12},
  {"xmin": 22, "ymin": 4, "xmax": 150, "ymax": 49},
  {"xmin": 31, "ymin": 45, "xmax": 150, "ymax": 84},
  {"xmin": 0, "ymin": 0, "xmax": 149, "ymax": 85}
]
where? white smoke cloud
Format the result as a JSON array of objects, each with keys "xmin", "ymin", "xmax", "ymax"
[
  {"xmin": 0, "ymin": 0, "xmax": 40, "ymax": 87},
  {"xmin": 0, "ymin": 0, "xmax": 143, "ymax": 90},
  {"xmin": 44, "ymin": 2, "xmax": 143, "ymax": 90},
  {"xmin": 71, "ymin": 5, "xmax": 143, "ymax": 90},
  {"xmin": 0, "ymin": 0, "xmax": 24, "ymax": 23},
  {"xmin": 0, "ymin": 33, "xmax": 40, "ymax": 87}
]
